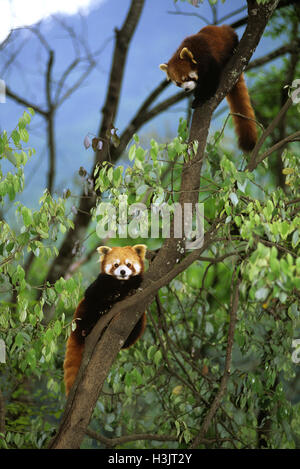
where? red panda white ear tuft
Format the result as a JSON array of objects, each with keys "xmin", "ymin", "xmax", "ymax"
[
  {"xmin": 96, "ymin": 246, "xmax": 112, "ymax": 262},
  {"xmin": 159, "ymin": 63, "xmax": 170, "ymax": 81},
  {"xmin": 179, "ymin": 47, "xmax": 197, "ymax": 64},
  {"xmin": 132, "ymin": 244, "xmax": 147, "ymax": 261}
]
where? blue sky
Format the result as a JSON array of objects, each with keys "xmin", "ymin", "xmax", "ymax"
[{"xmin": 0, "ymin": 0, "xmax": 281, "ymax": 208}]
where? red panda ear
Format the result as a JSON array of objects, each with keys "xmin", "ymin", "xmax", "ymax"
[
  {"xmin": 179, "ymin": 47, "xmax": 197, "ymax": 64},
  {"xmin": 159, "ymin": 63, "xmax": 170, "ymax": 81},
  {"xmin": 132, "ymin": 244, "xmax": 147, "ymax": 261},
  {"xmin": 96, "ymin": 246, "xmax": 111, "ymax": 262}
]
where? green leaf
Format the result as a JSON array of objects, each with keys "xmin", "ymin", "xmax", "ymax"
[
  {"xmin": 278, "ymin": 221, "xmax": 290, "ymax": 240},
  {"xmin": 113, "ymin": 166, "xmax": 123, "ymax": 187},
  {"xmin": 107, "ymin": 167, "xmax": 113, "ymax": 183},
  {"xmin": 15, "ymin": 332, "xmax": 24, "ymax": 347},
  {"xmin": 19, "ymin": 128, "xmax": 29, "ymax": 143},
  {"xmin": 154, "ymin": 350, "xmax": 162, "ymax": 366},
  {"xmin": 21, "ymin": 206, "xmax": 33, "ymax": 227},
  {"xmin": 19, "ymin": 309, "xmax": 27, "ymax": 323},
  {"xmin": 11, "ymin": 129, "xmax": 20, "ymax": 146},
  {"xmin": 54, "ymin": 320, "xmax": 62, "ymax": 336},
  {"xmin": 128, "ymin": 144, "xmax": 136, "ymax": 161},
  {"xmin": 60, "ymin": 223, "xmax": 66, "ymax": 234}
]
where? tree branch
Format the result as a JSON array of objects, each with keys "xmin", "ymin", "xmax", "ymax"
[
  {"xmin": 246, "ymin": 97, "xmax": 293, "ymax": 171},
  {"xmin": 247, "ymin": 41, "xmax": 300, "ymax": 71},
  {"xmin": 5, "ymin": 85, "xmax": 49, "ymax": 116},
  {"xmin": 249, "ymin": 130, "xmax": 300, "ymax": 171},
  {"xmin": 45, "ymin": 50, "xmax": 56, "ymax": 194}
]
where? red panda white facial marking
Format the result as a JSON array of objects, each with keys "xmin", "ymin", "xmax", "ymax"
[
  {"xmin": 181, "ymin": 80, "xmax": 197, "ymax": 91},
  {"xmin": 104, "ymin": 263, "xmax": 112, "ymax": 274},
  {"xmin": 188, "ymin": 70, "xmax": 198, "ymax": 80},
  {"xmin": 133, "ymin": 262, "xmax": 141, "ymax": 275},
  {"xmin": 113, "ymin": 263, "xmax": 133, "ymax": 280}
]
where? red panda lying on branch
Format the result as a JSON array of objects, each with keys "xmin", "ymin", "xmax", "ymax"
[
  {"xmin": 63, "ymin": 244, "xmax": 147, "ymax": 396},
  {"xmin": 159, "ymin": 25, "xmax": 257, "ymax": 152}
]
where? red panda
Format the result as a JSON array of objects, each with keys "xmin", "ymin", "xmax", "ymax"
[
  {"xmin": 63, "ymin": 244, "xmax": 147, "ymax": 396},
  {"xmin": 159, "ymin": 25, "xmax": 257, "ymax": 152}
]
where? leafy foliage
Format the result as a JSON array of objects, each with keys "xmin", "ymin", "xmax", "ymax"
[
  {"xmin": 0, "ymin": 112, "xmax": 81, "ymax": 448},
  {"xmin": 83, "ymin": 112, "xmax": 300, "ymax": 449}
]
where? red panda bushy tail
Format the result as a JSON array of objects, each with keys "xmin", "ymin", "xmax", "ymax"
[
  {"xmin": 63, "ymin": 299, "xmax": 85, "ymax": 395},
  {"xmin": 64, "ymin": 333, "xmax": 84, "ymax": 395},
  {"xmin": 226, "ymin": 73, "xmax": 257, "ymax": 153}
]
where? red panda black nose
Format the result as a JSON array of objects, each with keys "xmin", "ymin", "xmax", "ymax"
[{"xmin": 120, "ymin": 270, "xmax": 126, "ymax": 276}]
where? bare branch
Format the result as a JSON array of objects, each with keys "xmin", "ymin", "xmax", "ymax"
[
  {"xmin": 249, "ymin": 130, "xmax": 300, "ymax": 171},
  {"xmin": 247, "ymin": 41, "xmax": 300, "ymax": 70},
  {"xmin": 246, "ymin": 97, "xmax": 294, "ymax": 171},
  {"xmin": 56, "ymin": 60, "xmax": 96, "ymax": 108},
  {"xmin": 167, "ymin": 9, "xmax": 210, "ymax": 25},
  {"xmin": 29, "ymin": 25, "xmax": 52, "ymax": 52},
  {"xmin": 218, "ymin": 6, "xmax": 247, "ymax": 24},
  {"xmin": 5, "ymin": 85, "xmax": 48, "ymax": 116},
  {"xmin": 45, "ymin": 50, "xmax": 56, "ymax": 194},
  {"xmin": 53, "ymin": 58, "xmax": 80, "ymax": 104}
]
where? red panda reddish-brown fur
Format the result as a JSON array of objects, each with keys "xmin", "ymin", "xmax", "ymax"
[
  {"xmin": 63, "ymin": 300, "xmax": 85, "ymax": 396},
  {"xmin": 226, "ymin": 74, "xmax": 257, "ymax": 153},
  {"xmin": 159, "ymin": 25, "xmax": 257, "ymax": 152},
  {"xmin": 63, "ymin": 245, "xmax": 147, "ymax": 396}
]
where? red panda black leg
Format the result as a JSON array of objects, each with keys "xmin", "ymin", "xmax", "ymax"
[
  {"xmin": 192, "ymin": 58, "xmax": 221, "ymax": 108},
  {"xmin": 122, "ymin": 312, "xmax": 146, "ymax": 349}
]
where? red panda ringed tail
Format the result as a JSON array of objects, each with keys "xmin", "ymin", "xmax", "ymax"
[
  {"xmin": 159, "ymin": 24, "xmax": 257, "ymax": 153},
  {"xmin": 63, "ymin": 244, "xmax": 147, "ymax": 396}
]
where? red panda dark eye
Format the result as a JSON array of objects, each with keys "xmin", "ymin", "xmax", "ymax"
[
  {"xmin": 127, "ymin": 262, "xmax": 131, "ymax": 268},
  {"xmin": 114, "ymin": 263, "xmax": 119, "ymax": 268}
]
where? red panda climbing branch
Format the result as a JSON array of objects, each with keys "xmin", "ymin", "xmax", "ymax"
[
  {"xmin": 63, "ymin": 244, "xmax": 147, "ymax": 396},
  {"xmin": 159, "ymin": 25, "xmax": 257, "ymax": 152}
]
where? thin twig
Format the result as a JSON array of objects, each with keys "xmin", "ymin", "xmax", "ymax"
[{"xmin": 190, "ymin": 273, "xmax": 240, "ymax": 448}]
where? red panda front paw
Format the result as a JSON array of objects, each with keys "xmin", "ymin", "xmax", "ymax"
[{"xmin": 192, "ymin": 97, "xmax": 203, "ymax": 109}]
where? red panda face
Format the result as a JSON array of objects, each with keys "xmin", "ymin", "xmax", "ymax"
[
  {"xmin": 97, "ymin": 245, "xmax": 147, "ymax": 281},
  {"xmin": 160, "ymin": 47, "xmax": 199, "ymax": 92},
  {"xmin": 168, "ymin": 63, "xmax": 198, "ymax": 91}
]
